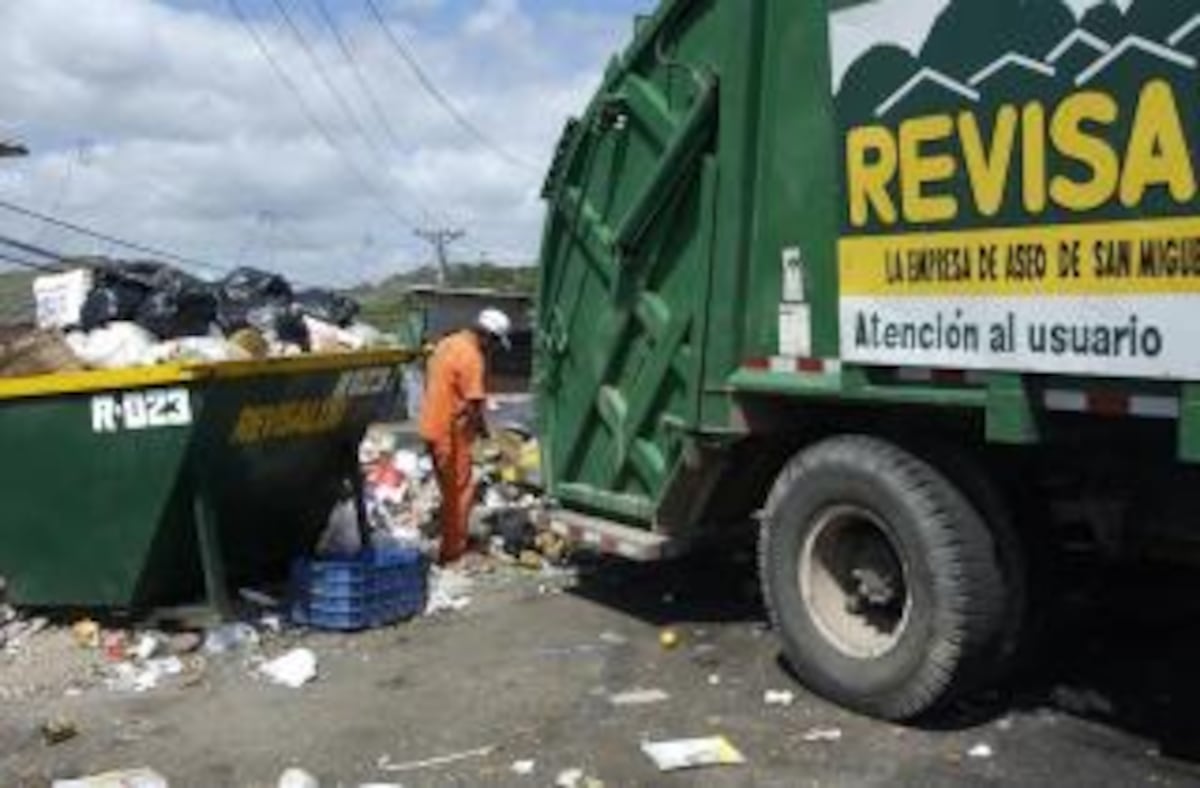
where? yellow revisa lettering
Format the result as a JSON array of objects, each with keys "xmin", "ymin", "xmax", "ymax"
[
  {"xmin": 1050, "ymin": 91, "xmax": 1120, "ymax": 211},
  {"xmin": 1022, "ymin": 103, "xmax": 1048, "ymax": 214},
  {"xmin": 958, "ymin": 106, "xmax": 1018, "ymax": 217},
  {"xmin": 847, "ymin": 126, "xmax": 899, "ymax": 227},
  {"xmin": 899, "ymin": 115, "xmax": 957, "ymax": 222},
  {"xmin": 1121, "ymin": 80, "xmax": 1197, "ymax": 207}
]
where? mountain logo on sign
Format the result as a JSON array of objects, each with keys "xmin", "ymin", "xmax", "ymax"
[
  {"xmin": 869, "ymin": 15, "xmax": 1198, "ymax": 118},
  {"xmin": 837, "ymin": 1, "xmax": 1200, "ymax": 233}
]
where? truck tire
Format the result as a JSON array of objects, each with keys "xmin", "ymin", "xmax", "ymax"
[{"xmin": 759, "ymin": 436, "xmax": 1006, "ymax": 721}]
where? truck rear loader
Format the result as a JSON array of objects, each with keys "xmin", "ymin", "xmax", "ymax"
[{"xmin": 535, "ymin": 0, "xmax": 1200, "ymax": 721}]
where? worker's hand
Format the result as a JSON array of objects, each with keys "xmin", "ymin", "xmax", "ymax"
[{"xmin": 471, "ymin": 402, "xmax": 491, "ymax": 440}]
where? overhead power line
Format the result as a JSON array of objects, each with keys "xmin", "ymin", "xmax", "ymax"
[
  {"xmin": 0, "ymin": 197, "xmax": 226, "ymax": 273},
  {"xmin": 362, "ymin": 0, "xmax": 538, "ymax": 172},
  {"xmin": 228, "ymin": 0, "xmax": 419, "ymax": 229},
  {"xmin": 0, "ymin": 233, "xmax": 66, "ymax": 263},
  {"xmin": 310, "ymin": 0, "xmax": 411, "ymax": 158},
  {"xmin": 270, "ymin": 1, "xmax": 388, "ymax": 175}
]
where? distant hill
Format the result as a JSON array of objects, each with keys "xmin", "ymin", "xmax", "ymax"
[
  {"xmin": 350, "ymin": 263, "xmax": 538, "ymax": 328},
  {"xmin": 0, "ymin": 270, "xmax": 36, "ymax": 327}
]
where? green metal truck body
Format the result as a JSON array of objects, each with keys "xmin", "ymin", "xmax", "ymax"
[{"xmin": 537, "ymin": 0, "xmax": 1200, "ymax": 718}]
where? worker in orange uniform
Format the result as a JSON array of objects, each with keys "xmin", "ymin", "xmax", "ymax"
[{"xmin": 419, "ymin": 309, "xmax": 512, "ymax": 565}]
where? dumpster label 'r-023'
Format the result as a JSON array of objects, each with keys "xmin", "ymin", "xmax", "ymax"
[
  {"xmin": 92, "ymin": 388, "xmax": 192, "ymax": 433},
  {"xmin": 829, "ymin": 0, "xmax": 1200, "ymax": 379}
]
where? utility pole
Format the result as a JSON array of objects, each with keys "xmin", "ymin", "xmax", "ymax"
[{"xmin": 414, "ymin": 227, "xmax": 465, "ymax": 286}]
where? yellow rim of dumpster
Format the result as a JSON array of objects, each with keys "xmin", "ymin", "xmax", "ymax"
[{"xmin": 0, "ymin": 348, "xmax": 419, "ymax": 402}]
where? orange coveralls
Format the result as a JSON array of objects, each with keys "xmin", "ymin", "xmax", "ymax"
[{"xmin": 418, "ymin": 330, "xmax": 486, "ymax": 564}]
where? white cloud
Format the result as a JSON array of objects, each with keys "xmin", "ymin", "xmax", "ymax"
[{"xmin": 0, "ymin": 0, "xmax": 641, "ymax": 286}]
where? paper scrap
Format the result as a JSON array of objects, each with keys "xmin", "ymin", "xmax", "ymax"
[{"xmin": 640, "ymin": 736, "xmax": 746, "ymax": 772}]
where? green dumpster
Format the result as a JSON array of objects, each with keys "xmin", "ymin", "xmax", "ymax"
[{"xmin": 0, "ymin": 349, "xmax": 414, "ymax": 611}]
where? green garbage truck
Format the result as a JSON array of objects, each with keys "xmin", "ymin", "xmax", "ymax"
[{"xmin": 535, "ymin": 0, "xmax": 1200, "ymax": 720}]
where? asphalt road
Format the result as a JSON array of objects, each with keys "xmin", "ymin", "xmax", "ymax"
[{"xmin": 3, "ymin": 549, "xmax": 1200, "ymax": 787}]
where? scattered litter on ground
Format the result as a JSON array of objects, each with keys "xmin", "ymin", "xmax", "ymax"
[
  {"xmin": 640, "ymin": 736, "xmax": 746, "ymax": 772},
  {"xmin": 71, "ymin": 619, "xmax": 101, "ymax": 649},
  {"xmin": 659, "ymin": 629, "xmax": 680, "ymax": 650},
  {"xmin": 378, "ymin": 744, "xmax": 496, "ymax": 773},
  {"xmin": 131, "ymin": 633, "xmax": 163, "ymax": 661},
  {"xmin": 424, "ymin": 568, "xmax": 474, "ymax": 615},
  {"xmin": 103, "ymin": 632, "xmax": 128, "ymax": 662},
  {"xmin": 801, "ymin": 727, "xmax": 843, "ymax": 743},
  {"xmin": 555, "ymin": 768, "xmax": 594, "ymax": 788},
  {"xmin": 511, "ymin": 759, "xmax": 536, "ymax": 776},
  {"xmin": 968, "ymin": 743, "xmax": 994, "ymax": 759},
  {"xmin": 106, "ymin": 657, "xmax": 186, "ymax": 693},
  {"xmin": 203, "ymin": 623, "xmax": 260, "ymax": 654},
  {"xmin": 2, "ymin": 615, "xmax": 48, "ymax": 653},
  {"xmin": 609, "ymin": 688, "xmax": 670, "ymax": 706},
  {"xmin": 278, "ymin": 768, "xmax": 319, "ymax": 788},
  {"xmin": 259, "ymin": 614, "xmax": 283, "ymax": 634},
  {"xmin": 52, "ymin": 767, "xmax": 168, "ymax": 788},
  {"xmin": 707, "ymin": 674, "xmax": 722, "ymax": 686},
  {"xmin": 764, "ymin": 689, "xmax": 796, "ymax": 707},
  {"xmin": 259, "ymin": 649, "xmax": 318, "ymax": 689},
  {"xmin": 598, "ymin": 631, "xmax": 628, "ymax": 646},
  {"xmin": 996, "ymin": 716, "xmax": 1014, "ymax": 732},
  {"xmin": 40, "ymin": 717, "xmax": 79, "ymax": 746}
]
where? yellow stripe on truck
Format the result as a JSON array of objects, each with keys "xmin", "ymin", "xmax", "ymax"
[{"xmin": 839, "ymin": 216, "xmax": 1200, "ymax": 298}]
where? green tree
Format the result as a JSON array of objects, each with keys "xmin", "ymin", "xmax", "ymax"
[
  {"xmin": 921, "ymin": 0, "xmax": 1075, "ymax": 79},
  {"xmin": 836, "ymin": 44, "xmax": 918, "ymax": 124},
  {"xmin": 1080, "ymin": 2, "xmax": 1126, "ymax": 41}
]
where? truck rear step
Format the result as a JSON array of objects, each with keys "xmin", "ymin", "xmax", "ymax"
[{"xmin": 547, "ymin": 509, "xmax": 675, "ymax": 562}]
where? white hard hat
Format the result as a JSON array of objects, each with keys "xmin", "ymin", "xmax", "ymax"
[{"xmin": 477, "ymin": 308, "xmax": 512, "ymax": 350}]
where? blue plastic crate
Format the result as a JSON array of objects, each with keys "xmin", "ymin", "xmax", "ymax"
[{"xmin": 290, "ymin": 547, "xmax": 428, "ymax": 632}]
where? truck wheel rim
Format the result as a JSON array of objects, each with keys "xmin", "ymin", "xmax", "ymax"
[{"xmin": 799, "ymin": 505, "xmax": 912, "ymax": 660}]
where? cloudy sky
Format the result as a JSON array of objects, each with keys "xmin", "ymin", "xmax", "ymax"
[{"xmin": 0, "ymin": 0, "xmax": 654, "ymax": 286}]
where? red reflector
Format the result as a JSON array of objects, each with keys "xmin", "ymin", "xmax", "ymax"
[
  {"xmin": 930, "ymin": 369, "xmax": 967, "ymax": 384},
  {"xmin": 797, "ymin": 358, "xmax": 825, "ymax": 374},
  {"xmin": 1087, "ymin": 391, "xmax": 1130, "ymax": 417},
  {"xmin": 744, "ymin": 358, "xmax": 770, "ymax": 371}
]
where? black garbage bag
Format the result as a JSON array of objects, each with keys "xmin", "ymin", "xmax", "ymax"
[
  {"xmin": 293, "ymin": 289, "xmax": 360, "ymax": 327},
  {"xmin": 243, "ymin": 303, "xmax": 311, "ymax": 350},
  {"xmin": 134, "ymin": 269, "xmax": 218, "ymax": 339},
  {"xmin": 78, "ymin": 262, "xmax": 166, "ymax": 331},
  {"xmin": 215, "ymin": 267, "xmax": 294, "ymax": 333},
  {"xmin": 80, "ymin": 279, "xmax": 148, "ymax": 331}
]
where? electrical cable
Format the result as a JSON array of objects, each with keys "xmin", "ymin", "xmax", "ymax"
[
  {"xmin": 0, "ymin": 197, "xmax": 226, "ymax": 273},
  {"xmin": 228, "ymin": 0, "xmax": 420, "ymax": 229},
  {"xmin": 310, "ymin": 0, "xmax": 411, "ymax": 159},
  {"xmin": 362, "ymin": 0, "xmax": 538, "ymax": 172}
]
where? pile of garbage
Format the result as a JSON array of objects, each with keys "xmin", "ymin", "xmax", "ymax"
[
  {"xmin": 354, "ymin": 423, "xmax": 563, "ymax": 569},
  {"xmin": 4, "ymin": 262, "xmax": 387, "ymax": 378},
  {"xmin": 358, "ymin": 431, "xmax": 440, "ymax": 550}
]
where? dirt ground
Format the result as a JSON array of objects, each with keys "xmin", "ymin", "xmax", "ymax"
[{"xmin": 3, "ymin": 550, "xmax": 1200, "ymax": 787}]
